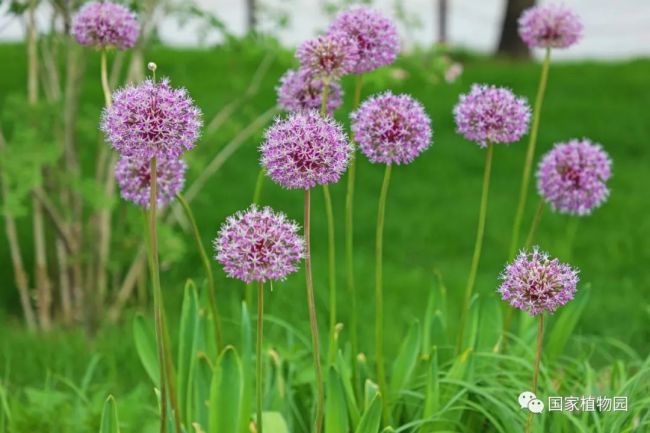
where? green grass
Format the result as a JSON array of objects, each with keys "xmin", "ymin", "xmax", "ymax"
[{"xmin": 0, "ymin": 40, "xmax": 649, "ymax": 432}]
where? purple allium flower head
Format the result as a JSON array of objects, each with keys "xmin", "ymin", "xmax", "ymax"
[
  {"xmin": 498, "ymin": 247, "xmax": 579, "ymax": 316},
  {"xmin": 518, "ymin": 3, "xmax": 582, "ymax": 49},
  {"xmin": 276, "ymin": 68, "xmax": 343, "ymax": 115},
  {"xmin": 453, "ymin": 84, "xmax": 531, "ymax": 147},
  {"xmin": 444, "ymin": 63, "xmax": 463, "ymax": 83},
  {"xmin": 214, "ymin": 205, "xmax": 305, "ymax": 284},
  {"xmin": 260, "ymin": 110, "xmax": 353, "ymax": 190},
  {"xmin": 351, "ymin": 92, "xmax": 432, "ymax": 165},
  {"xmin": 537, "ymin": 138, "xmax": 612, "ymax": 216},
  {"xmin": 115, "ymin": 155, "xmax": 186, "ymax": 208},
  {"xmin": 296, "ymin": 31, "xmax": 359, "ymax": 80},
  {"xmin": 328, "ymin": 6, "xmax": 399, "ymax": 74},
  {"xmin": 71, "ymin": 1, "xmax": 139, "ymax": 50},
  {"xmin": 101, "ymin": 78, "xmax": 202, "ymax": 160}
]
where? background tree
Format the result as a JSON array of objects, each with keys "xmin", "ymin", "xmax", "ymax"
[
  {"xmin": 246, "ymin": 0, "xmax": 257, "ymax": 33},
  {"xmin": 497, "ymin": 0, "xmax": 535, "ymax": 57}
]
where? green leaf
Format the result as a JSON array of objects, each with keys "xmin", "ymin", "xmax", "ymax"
[
  {"xmin": 209, "ymin": 346, "xmax": 244, "ymax": 433},
  {"xmin": 421, "ymin": 286, "xmax": 436, "ymax": 359},
  {"xmin": 364, "ymin": 380, "xmax": 379, "ymax": 411},
  {"xmin": 178, "ymin": 280, "xmax": 201, "ymax": 424},
  {"xmin": 0, "ymin": 96, "xmax": 61, "ymax": 217},
  {"xmin": 261, "ymin": 412, "xmax": 289, "ymax": 433},
  {"xmin": 239, "ymin": 302, "xmax": 253, "ymax": 433},
  {"xmin": 325, "ymin": 367, "xmax": 349, "ymax": 433},
  {"xmin": 459, "ymin": 295, "xmax": 480, "ymax": 352},
  {"xmin": 76, "ymin": 178, "xmax": 117, "ymax": 211},
  {"xmin": 477, "ymin": 298, "xmax": 502, "ymax": 352},
  {"xmin": 133, "ymin": 314, "xmax": 160, "ymax": 385},
  {"xmin": 355, "ymin": 395, "xmax": 382, "ymax": 433},
  {"xmin": 0, "ymin": 382, "xmax": 11, "ymax": 429},
  {"xmin": 546, "ymin": 287, "xmax": 590, "ymax": 362},
  {"xmin": 158, "ymin": 221, "xmax": 188, "ymax": 265},
  {"xmin": 99, "ymin": 395, "xmax": 120, "ymax": 433},
  {"xmin": 193, "ymin": 353, "xmax": 213, "ymax": 430},
  {"xmin": 390, "ymin": 320, "xmax": 421, "ymax": 398},
  {"xmin": 336, "ymin": 351, "xmax": 360, "ymax": 428},
  {"xmin": 422, "ymin": 347, "xmax": 440, "ymax": 422}
]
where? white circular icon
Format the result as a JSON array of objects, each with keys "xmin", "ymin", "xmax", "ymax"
[
  {"xmin": 518, "ymin": 391, "xmax": 537, "ymax": 409},
  {"xmin": 528, "ymin": 398, "xmax": 545, "ymax": 413}
]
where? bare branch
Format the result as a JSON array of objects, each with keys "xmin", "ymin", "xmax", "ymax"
[{"xmin": 0, "ymin": 127, "xmax": 37, "ymax": 331}]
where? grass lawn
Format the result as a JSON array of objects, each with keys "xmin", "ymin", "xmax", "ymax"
[{"xmin": 0, "ymin": 40, "xmax": 648, "ymax": 431}]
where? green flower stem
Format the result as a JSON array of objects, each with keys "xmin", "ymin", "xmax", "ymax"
[
  {"xmin": 508, "ymin": 47, "xmax": 551, "ymax": 261},
  {"xmin": 502, "ymin": 199, "xmax": 546, "ymax": 351},
  {"xmin": 148, "ymin": 157, "xmax": 182, "ymax": 433},
  {"xmin": 457, "ymin": 144, "xmax": 494, "ymax": 353},
  {"xmin": 525, "ymin": 199, "xmax": 545, "ymax": 250},
  {"xmin": 176, "ymin": 193, "xmax": 223, "ymax": 351},
  {"xmin": 320, "ymin": 78, "xmax": 330, "ymax": 116},
  {"xmin": 346, "ymin": 74, "xmax": 364, "ymax": 358},
  {"xmin": 252, "ymin": 168, "xmax": 266, "ymax": 205},
  {"xmin": 323, "ymin": 184, "xmax": 338, "ymax": 365},
  {"xmin": 375, "ymin": 163, "xmax": 392, "ymax": 424},
  {"xmin": 304, "ymin": 189, "xmax": 324, "ymax": 433},
  {"xmin": 100, "ymin": 48, "xmax": 112, "ymax": 108},
  {"xmin": 565, "ymin": 218, "xmax": 579, "ymax": 261},
  {"xmin": 256, "ymin": 281, "xmax": 264, "ymax": 433},
  {"xmin": 320, "ymin": 78, "xmax": 339, "ymax": 365},
  {"xmin": 525, "ymin": 314, "xmax": 544, "ymax": 433},
  {"xmin": 246, "ymin": 169, "xmax": 267, "ymax": 306}
]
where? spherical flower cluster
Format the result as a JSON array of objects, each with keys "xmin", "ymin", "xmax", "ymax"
[
  {"xmin": 444, "ymin": 63, "xmax": 463, "ymax": 83},
  {"xmin": 71, "ymin": 1, "xmax": 139, "ymax": 50},
  {"xmin": 276, "ymin": 69, "xmax": 343, "ymax": 115},
  {"xmin": 453, "ymin": 84, "xmax": 531, "ymax": 147},
  {"xmin": 351, "ymin": 92, "xmax": 432, "ymax": 165},
  {"xmin": 498, "ymin": 247, "xmax": 579, "ymax": 316},
  {"xmin": 518, "ymin": 3, "xmax": 582, "ymax": 49},
  {"xmin": 101, "ymin": 78, "xmax": 202, "ymax": 160},
  {"xmin": 537, "ymin": 139, "xmax": 612, "ymax": 216},
  {"xmin": 296, "ymin": 32, "xmax": 359, "ymax": 80},
  {"xmin": 115, "ymin": 155, "xmax": 186, "ymax": 208},
  {"xmin": 214, "ymin": 205, "xmax": 305, "ymax": 284},
  {"xmin": 328, "ymin": 6, "xmax": 399, "ymax": 74},
  {"xmin": 260, "ymin": 111, "xmax": 352, "ymax": 189}
]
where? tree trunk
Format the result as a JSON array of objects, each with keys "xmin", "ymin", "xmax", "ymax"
[
  {"xmin": 436, "ymin": 0, "xmax": 448, "ymax": 44},
  {"xmin": 246, "ymin": 0, "xmax": 257, "ymax": 33},
  {"xmin": 497, "ymin": 0, "xmax": 535, "ymax": 57}
]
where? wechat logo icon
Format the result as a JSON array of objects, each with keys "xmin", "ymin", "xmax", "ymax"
[{"xmin": 519, "ymin": 391, "xmax": 545, "ymax": 414}]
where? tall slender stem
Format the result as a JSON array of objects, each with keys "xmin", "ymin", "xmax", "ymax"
[
  {"xmin": 246, "ymin": 169, "xmax": 267, "ymax": 306},
  {"xmin": 148, "ymin": 158, "xmax": 181, "ymax": 433},
  {"xmin": 304, "ymin": 189, "xmax": 324, "ymax": 433},
  {"xmin": 256, "ymin": 281, "xmax": 264, "ymax": 433},
  {"xmin": 320, "ymin": 78, "xmax": 329, "ymax": 116},
  {"xmin": 100, "ymin": 49, "xmax": 112, "ymax": 108},
  {"xmin": 346, "ymin": 74, "xmax": 363, "ymax": 357},
  {"xmin": 508, "ymin": 48, "xmax": 551, "ymax": 261},
  {"xmin": 525, "ymin": 315, "xmax": 544, "ymax": 433},
  {"xmin": 147, "ymin": 157, "xmax": 168, "ymax": 433},
  {"xmin": 96, "ymin": 47, "xmax": 113, "ymax": 322},
  {"xmin": 319, "ymin": 79, "xmax": 338, "ymax": 364},
  {"xmin": 375, "ymin": 164, "xmax": 392, "ymax": 423},
  {"xmin": 525, "ymin": 199, "xmax": 545, "ymax": 250},
  {"xmin": 457, "ymin": 144, "xmax": 494, "ymax": 353},
  {"xmin": 244, "ymin": 168, "xmax": 266, "ymax": 306},
  {"xmin": 252, "ymin": 168, "xmax": 265, "ymax": 205},
  {"xmin": 176, "ymin": 193, "xmax": 223, "ymax": 350},
  {"xmin": 502, "ymin": 199, "xmax": 544, "ymax": 351},
  {"xmin": 323, "ymin": 185, "xmax": 338, "ymax": 364},
  {"xmin": 565, "ymin": 218, "xmax": 579, "ymax": 261}
]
